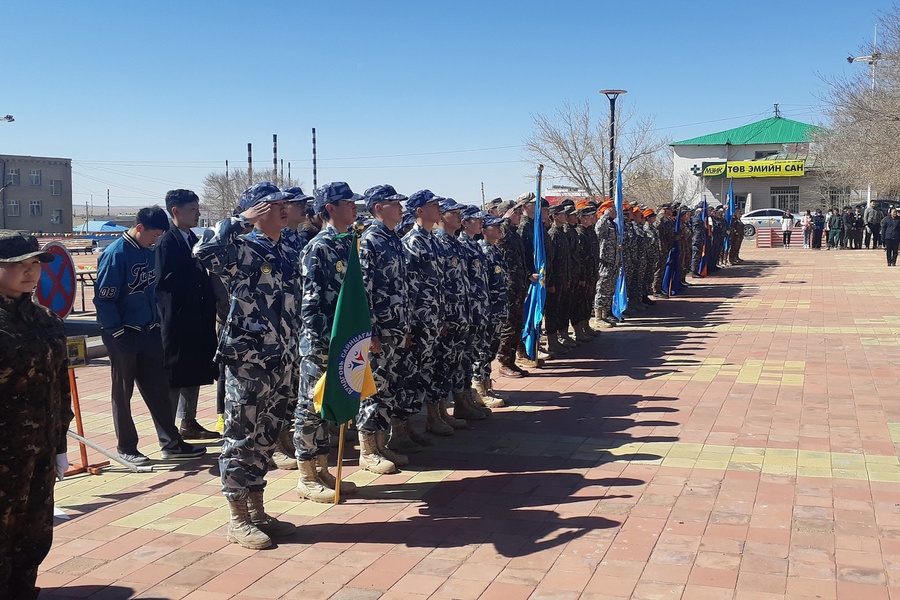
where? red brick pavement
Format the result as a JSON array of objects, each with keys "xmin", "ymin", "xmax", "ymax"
[{"xmin": 37, "ymin": 245, "xmax": 900, "ymax": 599}]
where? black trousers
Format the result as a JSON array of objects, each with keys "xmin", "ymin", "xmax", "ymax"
[
  {"xmin": 102, "ymin": 328, "xmax": 181, "ymax": 454},
  {"xmin": 886, "ymin": 239, "xmax": 900, "ymax": 265},
  {"xmin": 866, "ymin": 224, "xmax": 882, "ymax": 248}
]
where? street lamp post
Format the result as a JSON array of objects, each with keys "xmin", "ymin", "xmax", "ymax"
[
  {"xmin": 848, "ymin": 27, "xmax": 885, "ymax": 204},
  {"xmin": 600, "ymin": 90, "xmax": 627, "ymax": 200}
]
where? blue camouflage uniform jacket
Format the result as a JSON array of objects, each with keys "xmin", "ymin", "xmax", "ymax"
[
  {"xmin": 360, "ymin": 220, "xmax": 410, "ymax": 339},
  {"xmin": 478, "ymin": 239, "xmax": 509, "ymax": 325},
  {"xmin": 456, "ymin": 231, "xmax": 490, "ymax": 327},
  {"xmin": 432, "ymin": 228, "xmax": 471, "ymax": 326},
  {"xmin": 194, "ymin": 216, "xmax": 301, "ymax": 369},
  {"xmin": 298, "ymin": 223, "xmax": 351, "ymax": 358},
  {"xmin": 281, "ymin": 225, "xmax": 313, "ymax": 256},
  {"xmin": 402, "ymin": 224, "xmax": 444, "ymax": 330}
]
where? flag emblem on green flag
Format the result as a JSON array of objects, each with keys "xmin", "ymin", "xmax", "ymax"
[{"xmin": 313, "ymin": 234, "xmax": 377, "ymax": 423}]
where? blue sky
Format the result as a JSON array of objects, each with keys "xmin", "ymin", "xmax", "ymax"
[{"xmin": 1, "ymin": 1, "xmax": 890, "ymax": 211}]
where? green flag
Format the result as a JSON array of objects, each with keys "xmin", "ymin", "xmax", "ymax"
[{"xmin": 312, "ymin": 233, "xmax": 377, "ymax": 424}]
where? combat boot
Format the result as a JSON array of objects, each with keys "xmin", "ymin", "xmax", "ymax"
[
  {"xmin": 559, "ymin": 331, "xmax": 578, "ymax": 348},
  {"xmin": 546, "ymin": 334, "xmax": 569, "ymax": 355},
  {"xmin": 387, "ymin": 418, "xmax": 423, "ymax": 454},
  {"xmin": 473, "ymin": 379, "xmax": 505, "ymax": 408},
  {"xmin": 585, "ymin": 320, "xmax": 602, "ymax": 336},
  {"xmin": 425, "ymin": 402, "xmax": 454, "ymax": 436},
  {"xmin": 439, "ymin": 398, "xmax": 469, "ymax": 429},
  {"xmin": 315, "ymin": 454, "xmax": 357, "ymax": 495},
  {"xmin": 296, "ymin": 459, "xmax": 336, "ymax": 503},
  {"xmin": 358, "ymin": 431, "xmax": 397, "ymax": 474},
  {"xmin": 595, "ymin": 307, "xmax": 603, "ymax": 319},
  {"xmin": 227, "ymin": 498, "xmax": 272, "ymax": 549},
  {"xmin": 269, "ymin": 429, "xmax": 297, "ymax": 470},
  {"xmin": 574, "ymin": 322, "xmax": 593, "ymax": 343},
  {"xmin": 407, "ymin": 417, "xmax": 434, "ymax": 446},
  {"xmin": 248, "ymin": 490, "xmax": 296, "ymax": 537},
  {"xmin": 488, "ymin": 379, "xmax": 510, "ymax": 403},
  {"xmin": 376, "ymin": 429, "xmax": 408, "ymax": 467},
  {"xmin": 453, "ymin": 390, "xmax": 486, "ymax": 421},
  {"xmin": 467, "ymin": 387, "xmax": 491, "ymax": 416}
]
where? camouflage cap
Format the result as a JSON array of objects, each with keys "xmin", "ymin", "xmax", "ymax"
[
  {"xmin": 482, "ymin": 214, "xmax": 503, "ymax": 227},
  {"xmin": 439, "ymin": 197, "xmax": 462, "ymax": 214},
  {"xmin": 314, "ymin": 182, "xmax": 355, "ymax": 213},
  {"xmin": 282, "ymin": 186, "xmax": 313, "ymax": 203},
  {"xmin": 238, "ymin": 181, "xmax": 295, "ymax": 211},
  {"xmin": 406, "ymin": 189, "xmax": 437, "ymax": 210},
  {"xmin": 516, "ymin": 191, "xmax": 536, "ymax": 204},
  {"xmin": 497, "ymin": 200, "xmax": 517, "ymax": 215},
  {"xmin": 460, "ymin": 205, "xmax": 485, "ymax": 220},
  {"xmin": 0, "ymin": 230, "xmax": 54, "ymax": 263},
  {"xmin": 364, "ymin": 184, "xmax": 407, "ymax": 210}
]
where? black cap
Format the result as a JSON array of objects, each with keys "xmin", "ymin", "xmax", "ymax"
[{"xmin": 0, "ymin": 230, "xmax": 54, "ymax": 263}]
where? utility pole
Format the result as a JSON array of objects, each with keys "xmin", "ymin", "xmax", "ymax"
[
  {"xmin": 247, "ymin": 143, "xmax": 253, "ymax": 186},
  {"xmin": 273, "ymin": 134, "xmax": 278, "ymax": 184},
  {"xmin": 848, "ymin": 25, "xmax": 885, "ymax": 203},
  {"xmin": 107, "ymin": 189, "xmax": 110, "ymax": 217},
  {"xmin": 312, "ymin": 128, "xmax": 318, "ymax": 190}
]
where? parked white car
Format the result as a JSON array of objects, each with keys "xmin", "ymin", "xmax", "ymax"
[{"xmin": 741, "ymin": 208, "xmax": 801, "ymax": 238}]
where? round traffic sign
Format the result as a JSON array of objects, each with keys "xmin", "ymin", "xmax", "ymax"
[{"xmin": 36, "ymin": 242, "xmax": 76, "ymax": 318}]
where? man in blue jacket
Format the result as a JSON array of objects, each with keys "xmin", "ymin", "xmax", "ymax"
[{"xmin": 95, "ymin": 207, "xmax": 206, "ymax": 465}]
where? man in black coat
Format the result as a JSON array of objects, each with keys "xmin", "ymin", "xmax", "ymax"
[{"xmin": 156, "ymin": 189, "xmax": 220, "ymax": 439}]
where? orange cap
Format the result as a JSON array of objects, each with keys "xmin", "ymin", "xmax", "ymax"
[{"xmin": 643, "ymin": 208, "xmax": 655, "ymax": 217}]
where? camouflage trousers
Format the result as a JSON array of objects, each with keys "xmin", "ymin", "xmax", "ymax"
[
  {"xmin": 679, "ymin": 242, "xmax": 692, "ymax": 282},
  {"xmin": 433, "ymin": 324, "xmax": 468, "ymax": 395},
  {"xmin": 545, "ymin": 284, "xmax": 571, "ymax": 334},
  {"xmin": 497, "ymin": 292, "xmax": 525, "ymax": 366},
  {"xmin": 0, "ymin": 450, "xmax": 55, "ymax": 600},
  {"xmin": 473, "ymin": 322, "xmax": 502, "ymax": 380},
  {"xmin": 293, "ymin": 355, "xmax": 331, "ymax": 461},
  {"xmin": 356, "ymin": 335, "xmax": 403, "ymax": 433},
  {"xmin": 394, "ymin": 324, "xmax": 439, "ymax": 417},
  {"xmin": 220, "ymin": 363, "xmax": 292, "ymax": 501},
  {"xmin": 594, "ymin": 262, "xmax": 617, "ymax": 313},
  {"xmin": 653, "ymin": 251, "xmax": 666, "ymax": 293},
  {"xmin": 569, "ymin": 281, "xmax": 593, "ymax": 325}
]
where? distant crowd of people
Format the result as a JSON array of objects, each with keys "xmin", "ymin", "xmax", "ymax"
[{"xmin": 794, "ymin": 200, "xmax": 900, "ymax": 264}]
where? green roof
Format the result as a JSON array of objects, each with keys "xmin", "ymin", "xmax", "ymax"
[{"xmin": 672, "ymin": 117, "xmax": 824, "ymax": 146}]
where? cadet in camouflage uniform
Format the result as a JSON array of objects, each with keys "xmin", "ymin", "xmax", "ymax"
[
  {"xmin": 728, "ymin": 208, "xmax": 745, "ymax": 264},
  {"xmin": 517, "ymin": 192, "xmax": 537, "ymax": 268},
  {"xmin": 458, "ymin": 205, "xmax": 496, "ymax": 415},
  {"xmin": 569, "ymin": 203, "xmax": 597, "ymax": 342},
  {"xmin": 496, "ymin": 199, "xmax": 533, "ymax": 377},
  {"xmin": 621, "ymin": 205, "xmax": 643, "ymax": 316},
  {"xmin": 400, "ymin": 191, "xmax": 455, "ymax": 436},
  {"xmin": 545, "ymin": 204, "xmax": 572, "ymax": 355},
  {"xmin": 557, "ymin": 202, "xmax": 581, "ymax": 347},
  {"xmin": 432, "ymin": 198, "xmax": 483, "ymax": 423},
  {"xmin": 575, "ymin": 203, "xmax": 601, "ymax": 337},
  {"xmin": 654, "ymin": 203, "xmax": 676, "ymax": 296},
  {"xmin": 690, "ymin": 207, "xmax": 707, "ymax": 277},
  {"xmin": 594, "ymin": 200, "xmax": 620, "ymax": 326},
  {"xmin": 268, "ymin": 186, "xmax": 314, "ymax": 471},
  {"xmin": 676, "ymin": 206, "xmax": 693, "ymax": 287},
  {"xmin": 291, "ymin": 182, "xmax": 366, "ymax": 498},
  {"xmin": 475, "ymin": 214, "xmax": 509, "ymax": 405},
  {"xmin": 356, "ymin": 185, "xmax": 415, "ymax": 467},
  {"xmin": 194, "ymin": 182, "xmax": 299, "ymax": 549},
  {"xmin": 0, "ymin": 232, "xmax": 74, "ymax": 600},
  {"xmin": 642, "ymin": 209, "xmax": 660, "ymax": 305}
]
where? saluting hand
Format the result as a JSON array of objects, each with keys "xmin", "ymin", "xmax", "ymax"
[{"xmin": 241, "ymin": 201, "xmax": 271, "ymax": 225}]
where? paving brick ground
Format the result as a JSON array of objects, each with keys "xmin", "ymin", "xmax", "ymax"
[{"xmin": 37, "ymin": 244, "xmax": 900, "ymax": 599}]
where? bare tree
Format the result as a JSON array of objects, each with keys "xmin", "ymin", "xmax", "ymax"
[
  {"xmin": 524, "ymin": 100, "xmax": 672, "ymax": 200},
  {"xmin": 201, "ymin": 167, "xmax": 304, "ymax": 223},
  {"xmin": 818, "ymin": 3, "xmax": 900, "ymax": 196}
]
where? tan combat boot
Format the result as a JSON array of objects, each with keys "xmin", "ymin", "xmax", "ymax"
[
  {"xmin": 387, "ymin": 417, "xmax": 423, "ymax": 454},
  {"xmin": 226, "ymin": 497, "xmax": 272, "ymax": 549},
  {"xmin": 376, "ymin": 429, "xmax": 409, "ymax": 467},
  {"xmin": 296, "ymin": 459, "xmax": 336, "ymax": 503},
  {"xmin": 473, "ymin": 379, "xmax": 505, "ymax": 408},
  {"xmin": 453, "ymin": 390, "xmax": 486, "ymax": 421},
  {"xmin": 467, "ymin": 387, "xmax": 492, "ymax": 416},
  {"xmin": 358, "ymin": 431, "xmax": 397, "ymax": 474},
  {"xmin": 315, "ymin": 454, "xmax": 357, "ymax": 495},
  {"xmin": 247, "ymin": 490, "xmax": 296, "ymax": 537},
  {"xmin": 597, "ymin": 309, "xmax": 616, "ymax": 328},
  {"xmin": 439, "ymin": 398, "xmax": 468, "ymax": 429},
  {"xmin": 270, "ymin": 429, "xmax": 297, "ymax": 470},
  {"xmin": 425, "ymin": 402, "xmax": 454, "ymax": 436}
]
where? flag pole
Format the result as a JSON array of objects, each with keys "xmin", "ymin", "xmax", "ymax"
[
  {"xmin": 334, "ymin": 423, "xmax": 346, "ymax": 504},
  {"xmin": 533, "ymin": 164, "xmax": 544, "ymax": 368}
]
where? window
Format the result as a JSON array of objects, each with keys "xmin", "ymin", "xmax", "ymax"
[
  {"xmin": 50, "ymin": 209, "xmax": 62, "ymax": 224},
  {"xmin": 50, "ymin": 179, "xmax": 62, "ymax": 196},
  {"xmin": 29, "ymin": 170, "xmax": 41, "ymax": 186},
  {"xmin": 827, "ymin": 187, "xmax": 851, "ymax": 208},
  {"xmin": 771, "ymin": 186, "xmax": 799, "ymax": 213},
  {"xmin": 29, "ymin": 200, "xmax": 42, "ymax": 216},
  {"xmin": 6, "ymin": 199, "xmax": 19, "ymax": 217},
  {"xmin": 734, "ymin": 195, "xmax": 747, "ymax": 213},
  {"xmin": 755, "ymin": 150, "xmax": 778, "ymax": 160},
  {"xmin": 5, "ymin": 169, "xmax": 19, "ymax": 186}
]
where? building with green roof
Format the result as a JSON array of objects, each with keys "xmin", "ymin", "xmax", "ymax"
[{"xmin": 671, "ymin": 116, "xmax": 848, "ymax": 215}]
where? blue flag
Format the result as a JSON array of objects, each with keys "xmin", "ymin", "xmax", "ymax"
[
  {"xmin": 724, "ymin": 179, "xmax": 734, "ymax": 253},
  {"xmin": 662, "ymin": 207, "xmax": 682, "ymax": 296},
  {"xmin": 522, "ymin": 171, "xmax": 546, "ymax": 359},
  {"xmin": 698, "ymin": 195, "xmax": 709, "ymax": 277},
  {"xmin": 611, "ymin": 166, "xmax": 628, "ymax": 320}
]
